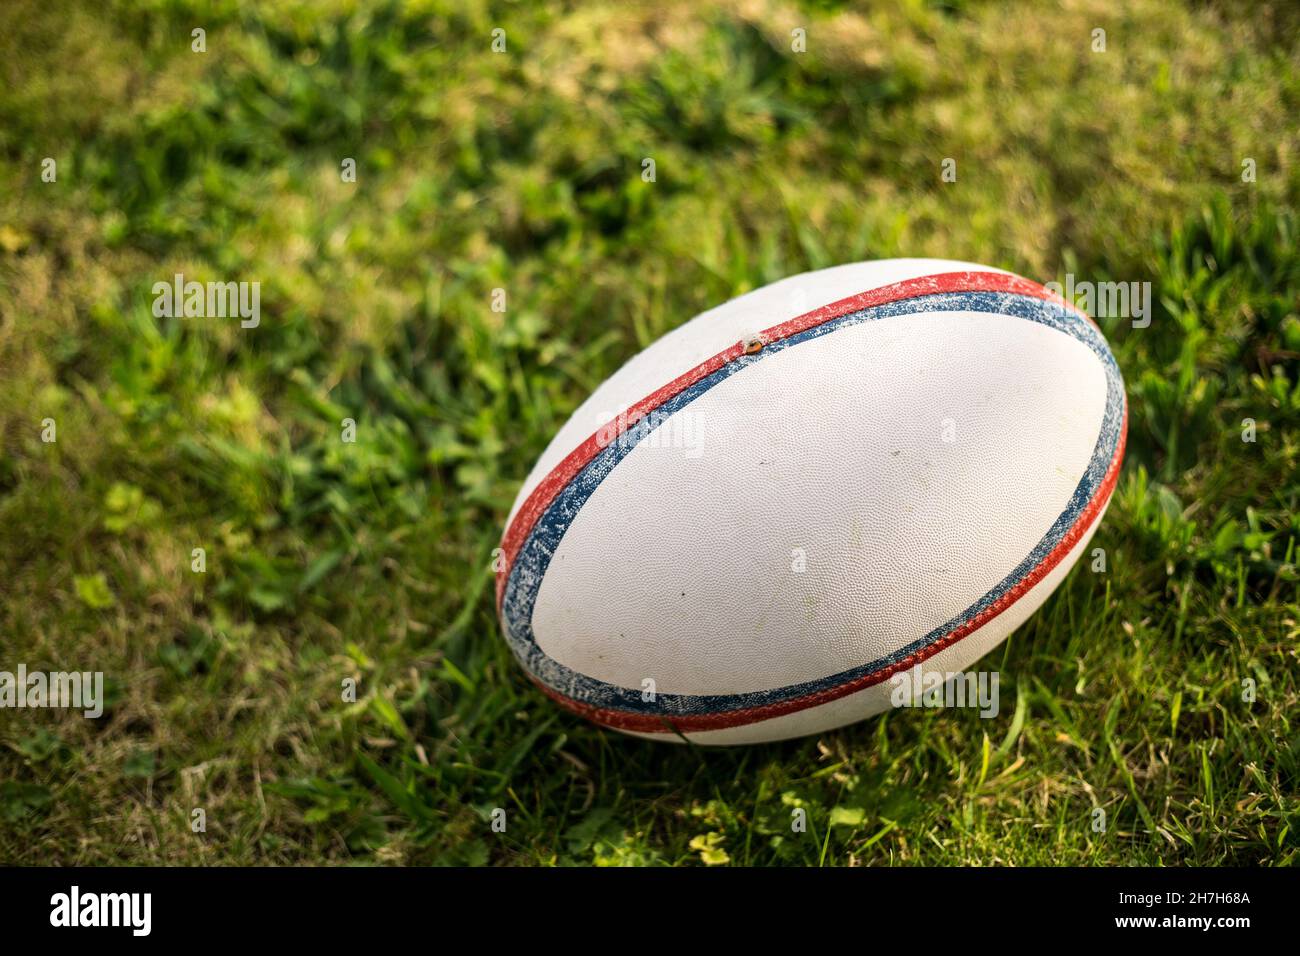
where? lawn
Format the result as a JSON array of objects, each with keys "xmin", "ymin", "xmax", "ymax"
[{"xmin": 0, "ymin": 0, "xmax": 1297, "ymax": 865}]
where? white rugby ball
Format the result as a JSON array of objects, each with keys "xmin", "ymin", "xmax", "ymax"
[{"xmin": 498, "ymin": 259, "xmax": 1127, "ymax": 745}]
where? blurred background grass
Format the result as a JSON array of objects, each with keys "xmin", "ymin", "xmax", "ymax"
[{"xmin": 0, "ymin": 0, "xmax": 1297, "ymax": 865}]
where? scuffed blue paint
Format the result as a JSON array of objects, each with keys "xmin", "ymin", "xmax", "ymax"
[{"xmin": 501, "ymin": 291, "xmax": 1126, "ymax": 717}]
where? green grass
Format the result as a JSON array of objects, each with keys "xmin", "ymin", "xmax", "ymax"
[{"xmin": 0, "ymin": 0, "xmax": 1297, "ymax": 865}]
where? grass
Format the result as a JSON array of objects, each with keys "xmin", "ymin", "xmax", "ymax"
[{"xmin": 0, "ymin": 0, "xmax": 1297, "ymax": 865}]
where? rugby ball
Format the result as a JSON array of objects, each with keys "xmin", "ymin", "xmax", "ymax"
[{"xmin": 497, "ymin": 259, "xmax": 1126, "ymax": 745}]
